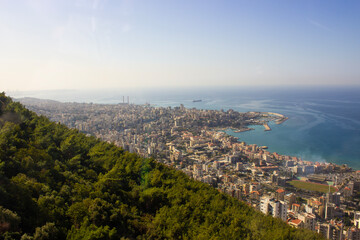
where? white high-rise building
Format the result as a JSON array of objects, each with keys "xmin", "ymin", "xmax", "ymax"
[
  {"xmin": 260, "ymin": 196, "xmax": 271, "ymax": 214},
  {"xmin": 298, "ymin": 212, "xmax": 316, "ymax": 231},
  {"xmin": 354, "ymin": 211, "xmax": 360, "ymax": 229},
  {"xmin": 260, "ymin": 196, "xmax": 288, "ymax": 221}
]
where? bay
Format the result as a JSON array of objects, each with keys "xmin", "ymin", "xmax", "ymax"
[{"xmin": 10, "ymin": 86, "xmax": 360, "ymax": 169}]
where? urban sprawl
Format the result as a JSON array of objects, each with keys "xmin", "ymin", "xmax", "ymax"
[{"xmin": 20, "ymin": 98, "xmax": 360, "ymax": 240}]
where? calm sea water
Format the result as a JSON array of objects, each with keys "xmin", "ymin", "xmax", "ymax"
[{"xmin": 10, "ymin": 86, "xmax": 360, "ymax": 169}]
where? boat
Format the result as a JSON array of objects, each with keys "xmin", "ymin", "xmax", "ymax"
[{"xmin": 193, "ymin": 99, "xmax": 202, "ymax": 102}]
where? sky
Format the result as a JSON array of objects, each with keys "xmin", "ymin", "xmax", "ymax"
[{"xmin": 1, "ymin": 0, "xmax": 360, "ymax": 91}]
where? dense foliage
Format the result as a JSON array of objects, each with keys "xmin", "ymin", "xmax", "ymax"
[{"xmin": 0, "ymin": 93, "xmax": 323, "ymax": 239}]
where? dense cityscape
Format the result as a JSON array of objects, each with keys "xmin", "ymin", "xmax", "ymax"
[{"xmin": 19, "ymin": 97, "xmax": 360, "ymax": 240}]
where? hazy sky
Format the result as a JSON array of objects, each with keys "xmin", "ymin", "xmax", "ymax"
[{"xmin": 1, "ymin": 0, "xmax": 360, "ymax": 91}]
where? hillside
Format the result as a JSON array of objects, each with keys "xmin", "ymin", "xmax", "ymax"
[{"xmin": 0, "ymin": 93, "xmax": 323, "ymax": 239}]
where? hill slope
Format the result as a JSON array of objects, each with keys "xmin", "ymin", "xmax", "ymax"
[{"xmin": 0, "ymin": 93, "xmax": 323, "ymax": 239}]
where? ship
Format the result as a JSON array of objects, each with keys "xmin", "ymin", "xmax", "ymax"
[{"xmin": 193, "ymin": 99, "xmax": 202, "ymax": 102}]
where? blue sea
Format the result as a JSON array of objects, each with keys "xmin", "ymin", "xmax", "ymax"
[{"xmin": 9, "ymin": 86, "xmax": 360, "ymax": 169}]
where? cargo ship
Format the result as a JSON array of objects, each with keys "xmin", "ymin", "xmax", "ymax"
[{"xmin": 193, "ymin": 99, "xmax": 202, "ymax": 102}]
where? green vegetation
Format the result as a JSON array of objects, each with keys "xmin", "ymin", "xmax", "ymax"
[
  {"xmin": 289, "ymin": 180, "xmax": 337, "ymax": 193},
  {"xmin": 0, "ymin": 93, "xmax": 323, "ymax": 239}
]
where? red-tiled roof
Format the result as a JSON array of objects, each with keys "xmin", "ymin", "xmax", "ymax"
[
  {"xmin": 290, "ymin": 219, "xmax": 302, "ymax": 225},
  {"xmin": 276, "ymin": 189, "xmax": 285, "ymax": 193}
]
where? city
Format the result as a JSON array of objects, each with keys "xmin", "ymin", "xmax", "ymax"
[{"xmin": 19, "ymin": 97, "xmax": 360, "ymax": 240}]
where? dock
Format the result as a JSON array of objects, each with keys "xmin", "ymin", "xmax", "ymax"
[
  {"xmin": 263, "ymin": 112, "xmax": 288, "ymax": 125},
  {"xmin": 263, "ymin": 123, "xmax": 271, "ymax": 131},
  {"xmin": 275, "ymin": 117, "xmax": 288, "ymax": 125}
]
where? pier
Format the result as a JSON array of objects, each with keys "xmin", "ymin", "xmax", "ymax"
[{"xmin": 263, "ymin": 123, "xmax": 271, "ymax": 131}]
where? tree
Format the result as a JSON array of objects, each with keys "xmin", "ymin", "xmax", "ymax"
[
  {"xmin": 33, "ymin": 222, "xmax": 61, "ymax": 240},
  {"xmin": 66, "ymin": 219, "xmax": 117, "ymax": 240},
  {"xmin": 0, "ymin": 206, "xmax": 21, "ymax": 233},
  {"xmin": 0, "ymin": 94, "xmax": 324, "ymax": 240}
]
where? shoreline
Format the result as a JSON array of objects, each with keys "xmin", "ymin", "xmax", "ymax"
[
  {"xmin": 219, "ymin": 126, "xmax": 354, "ymax": 171},
  {"xmin": 218, "ymin": 112, "xmax": 355, "ymax": 170},
  {"xmin": 275, "ymin": 117, "xmax": 288, "ymax": 125},
  {"xmin": 263, "ymin": 112, "xmax": 288, "ymax": 125},
  {"xmin": 215, "ymin": 127, "xmax": 255, "ymax": 133},
  {"xmin": 234, "ymin": 127, "xmax": 254, "ymax": 133}
]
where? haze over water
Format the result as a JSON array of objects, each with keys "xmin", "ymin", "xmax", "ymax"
[
  {"xmin": 2, "ymin": 1, "xmax": 360, "ymax": 168},
  {"xmin": 11, "ymin": 86, "xmax": 360, "ymax": 169}
]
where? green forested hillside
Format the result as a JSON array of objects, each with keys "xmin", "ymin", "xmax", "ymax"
[{"xmin": 0, "ymin": 93, "xmax": 323, "ymax": 239}]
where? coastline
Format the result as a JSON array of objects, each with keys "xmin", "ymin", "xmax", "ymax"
[
  {"xmin": 214, "ymin": 127, "xmax": 255, "ymax": 133},
  {"xmin": 263, "ymin": 112, "xmax": 288, "ymax": 125},
  {"xmin": 234, "ymin": 127, "xmax": 254, "ymax": 133},
  {"xmin": 220, "ymin": 112, "xmax": 353, "ymax": 170},
  {"xmin": 253, "ymin": 111, "xmax": 288, "ymax": 131},
  {"xmin": 221, "ymin": 126, "xmax": 353, "ymax": 171},
  {"xmin": 13, "ymin": 88, "xmax": 360, "ymax": 170},
  {"xmin": 275, "ymin": 117, "xmax": 289, "ymax": 125}
]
